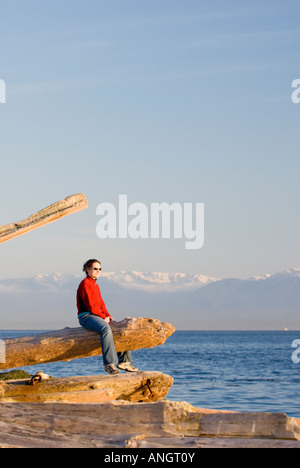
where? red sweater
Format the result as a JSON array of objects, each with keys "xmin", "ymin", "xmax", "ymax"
[{"xmin": 77, "ymin": 276, "xmax": 111, "ymax": 319}]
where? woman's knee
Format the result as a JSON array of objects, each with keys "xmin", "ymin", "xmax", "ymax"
[
  {"xmin": 81, "ymin": 315, "xmax": 110, "ymax": 335},
  {"xmin": 101, "ymin": 322, "xmax": 113, "ymax": 337}
]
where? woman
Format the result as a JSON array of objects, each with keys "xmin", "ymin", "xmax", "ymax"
[{"xmin": 77, "ymin": 259, "xmax": 138, "ymax": 375}]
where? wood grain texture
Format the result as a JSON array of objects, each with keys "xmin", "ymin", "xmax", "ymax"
[
  {"xmin": 0, "ymin": 193, "xmax": 88, "ymax": 244},
  {"xmin": 0, "ymin": 317, "xmax": 175, "ymax": 370}
]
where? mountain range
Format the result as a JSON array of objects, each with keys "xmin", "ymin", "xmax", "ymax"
[{"xmin": 0, "ymin": 268, "xmax": 299, "ymax": 330}]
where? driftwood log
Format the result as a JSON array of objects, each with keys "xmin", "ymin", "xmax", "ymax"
[
  {"xmin": 0, "ymin": 317, "xmax": 175, "ymax": 370},
  {"xmin": 0, "ymin": 371, "xmax": 173, "ymax": 404},
  {"xmin": 0, "ymin": 400, "xmax": 299, "ymax": 448},
  {"xmin": 0, "ymin": 193, "xmax": 88, "ymax": 244}
]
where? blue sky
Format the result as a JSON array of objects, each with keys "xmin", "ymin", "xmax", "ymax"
[{"xmin": 1, "ymin": 0, "xmax": 299, "ymax": 280}]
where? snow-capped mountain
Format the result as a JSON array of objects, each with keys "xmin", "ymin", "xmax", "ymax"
[
  {"xmin": 0, "ymin": 268, "xmax": 299, "ymax": 330},
  {"xmin": 0, "ymin": 271, "xmax": 218, "ymax": 294},
  {"xmin": 101, "ymin": 271, "xmax": 218, "ymax": 291}
]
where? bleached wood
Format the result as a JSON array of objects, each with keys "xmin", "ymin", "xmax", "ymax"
[
  {"xmin": 0, "ymin": 317, "xmax": 175, "ymax": 370},
  {"xmin": 0, "ymin": 193, "xmax": 88, "ymax": 244},
  {"xmin": 0, "ymin": 400, "xmax": 299, "ymax": 448},
  {"xmin": 0, "ymin": 371, "xmax": 173, "ymax": 403}
]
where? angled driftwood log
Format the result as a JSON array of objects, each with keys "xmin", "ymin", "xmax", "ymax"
[
  {"xmin": 0, "ymin": 193, "xmax": 88, "ymax": 244},
  {"xmin": 0, "ymin": 317, "xmax": 175, "ymax": 370},
  {"xmin": 0, "ymin": 371, "xmax": 174, "ymax": 404}
]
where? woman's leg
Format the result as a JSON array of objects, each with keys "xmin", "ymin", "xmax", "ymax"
[
  {"xmin": 117, "ymin": 351, "xmax": 132, "ymax": 363},
  {"xmin": 79, "ymin": 314, "xmax": 118, "ymax": 367}
]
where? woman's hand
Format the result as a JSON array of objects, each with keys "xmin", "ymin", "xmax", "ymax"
[{"xmin": 105, "ymin": 316, "xmax": 114, "ymax": 323}]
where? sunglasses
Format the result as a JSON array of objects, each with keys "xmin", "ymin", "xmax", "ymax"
[{"xmin": 91, "ymin": 267, "xmax": 102, "ymax": 271}]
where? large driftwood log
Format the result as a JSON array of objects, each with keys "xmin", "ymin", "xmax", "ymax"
[
  {"xmin": 0, "ymin": 371, "xmax": 173, "ymax": 404},
  {"xmin": 0, "ymin": 400, "xmax": 299, "ymax": 448},
  {"xmin": 0, "ymin": 193, "xmax": 88, "ymax": 244},
  {"xmin": 0, "ymin": 317, "xmax": 175, "ymax": 370}
]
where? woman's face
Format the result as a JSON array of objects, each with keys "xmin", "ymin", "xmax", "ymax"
[{"xmin": 87, "ymin": 262, "xmax": 102, "ymax": 280}]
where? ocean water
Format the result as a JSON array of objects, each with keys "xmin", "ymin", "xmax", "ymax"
[{"xmin": 1, "ymin": 330, "xmax": 299, "ymax": 418}]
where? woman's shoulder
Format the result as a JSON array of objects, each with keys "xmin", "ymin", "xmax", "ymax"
[{"xmin": 78, "ymin": 276, "xmax": 98, "ymax": 288}]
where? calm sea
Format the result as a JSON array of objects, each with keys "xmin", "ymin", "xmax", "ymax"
[{"xmin": 1, "ymin": 330, "xmax": 299, "ymax": 418}]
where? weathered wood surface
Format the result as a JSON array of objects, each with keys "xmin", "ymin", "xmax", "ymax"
[
  {"xmin": 0, "ymin": 371, "xmax": 173, "ymax": 404},
  {"xmin": 0, "ymin": 193, "xmax": 88, "ymax": 244},
  {"xmin": 0, "ymin": 400, "xmax": 299, "ymax": 448},
  {"xmin": 0, "ymin": 317, "xmax": 175, "ymax": 370}
]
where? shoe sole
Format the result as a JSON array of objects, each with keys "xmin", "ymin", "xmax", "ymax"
[{"xmin": 117, "ymin": 366, "xmax": 138, "ymax": 372}]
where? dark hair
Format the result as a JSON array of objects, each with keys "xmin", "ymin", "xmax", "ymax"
[{"xmin": 83, "ymin": 259, "xmax": 101, "ymax": 274}]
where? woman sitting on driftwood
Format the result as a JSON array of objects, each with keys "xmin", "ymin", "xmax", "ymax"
[{"xmin": 77, "ymin": 259, "xmax": 138, "ymax": 375}]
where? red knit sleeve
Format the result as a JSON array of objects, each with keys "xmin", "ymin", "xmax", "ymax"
[{"xmin": 97, "ymin": 286, "xmax": 110, "ymax": 319}]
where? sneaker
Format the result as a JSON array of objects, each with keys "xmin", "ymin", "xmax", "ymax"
[
  {"xmin": 104, "ymin": 364, "xmax": 120, "ymax": 375},
  {"xmin": 117, "ymin": 362, "xmax": 139, "ymax": 372}
]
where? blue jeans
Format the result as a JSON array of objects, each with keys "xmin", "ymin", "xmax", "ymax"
[{"xmin": 79, "ymin": 313, "xmax": 132, "ymax": 367}]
